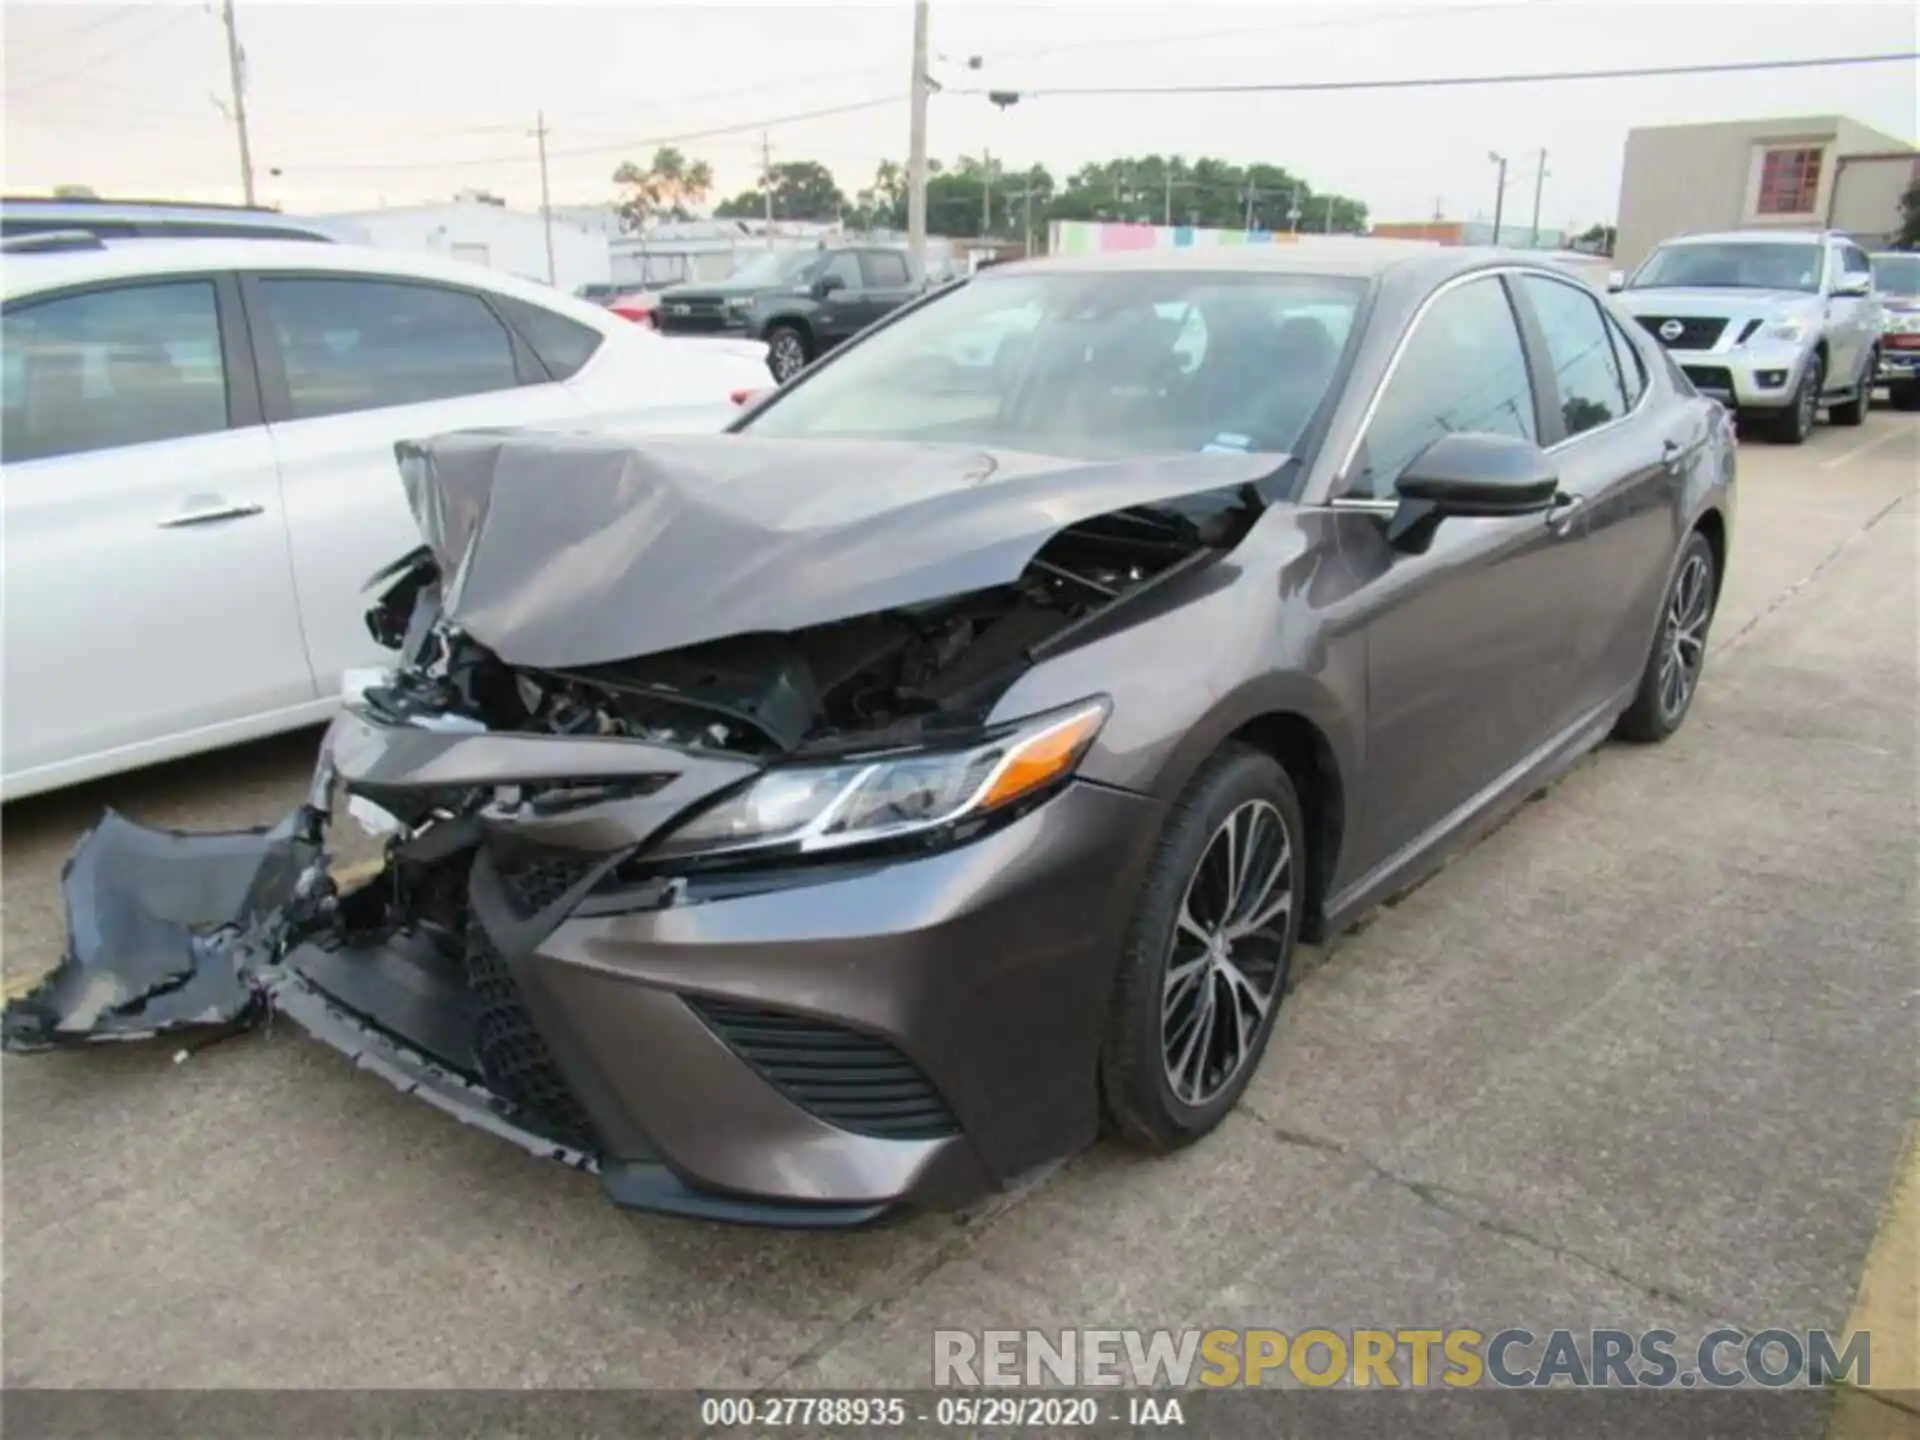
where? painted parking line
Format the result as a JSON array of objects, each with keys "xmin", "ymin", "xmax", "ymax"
[
  {"xmin": 1826, "ymin": 1124, "xmax": 1919, "ymax": 1439},
  {"xmin": 1821, "ymin": 422, "xmax": 1918, "ymax": 470}
]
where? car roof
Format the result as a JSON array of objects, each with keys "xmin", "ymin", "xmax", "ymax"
[
  {"xmin": 1, "ymin": 237, "xmax": 595, "ymax": 313},
  {"xmin": 982, "ymin": 241, "xmax": 1573, "ymax": 287},
  {"xmin": 1657, "ymin": 230, "xmax": 1835, "ymax": 247}
]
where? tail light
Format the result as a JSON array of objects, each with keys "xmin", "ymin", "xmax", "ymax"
[{"xmin": 730, "ymin": 387, "xmax": 772, "ymax": 407}]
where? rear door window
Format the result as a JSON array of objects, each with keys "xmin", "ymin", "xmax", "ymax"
[
  {"xmin": 2, "ymin": 280, "xmax": 230, "ymax": 462},
  {"xmin": 490, "ymin": 294, "xmax": 606, "ymax": 382},
  {"xmin": 1517, "ymin": 273, "xmax": 1629, "ymax": 439},
  {"xmin": 255, "ymin": 276, "xmax": 522, "ymax": 419},
  {"xmin": 860, "ymin": 250, "xmax": 911, "ymax": 287}
]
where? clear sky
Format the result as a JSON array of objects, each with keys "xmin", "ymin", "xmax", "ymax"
[{"xmin": 4, "ymin": 0, "xmax": 1916, "ymax": 229}]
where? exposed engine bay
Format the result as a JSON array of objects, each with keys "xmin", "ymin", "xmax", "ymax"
[{"xmin": 359, "ymin": 500, "xmax": 1246, "ymax": 761}]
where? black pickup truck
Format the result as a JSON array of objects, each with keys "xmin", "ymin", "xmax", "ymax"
[{"xmin": 653, "ymin": 244, "xmax": 927, "ymax": 381}]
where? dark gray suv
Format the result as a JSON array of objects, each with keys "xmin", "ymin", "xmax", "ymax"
[{"xmin": 8, "ymin": 247, "xmax": 1736, "ymax": 1227}]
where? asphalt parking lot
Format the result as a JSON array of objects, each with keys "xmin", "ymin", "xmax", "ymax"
[{"xmin": 3, "ymin": 413, "xmax": 1915, "ymax": 1405}]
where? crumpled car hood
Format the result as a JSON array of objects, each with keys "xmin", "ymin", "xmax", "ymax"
[{"xmin": 396, "ymin": 431, "xmax": 1283, "ymax": 670}]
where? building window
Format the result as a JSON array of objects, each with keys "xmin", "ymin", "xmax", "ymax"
[{"xmin": 1755, "ymin": 147, "xmax": 1824, "ymax": 216}]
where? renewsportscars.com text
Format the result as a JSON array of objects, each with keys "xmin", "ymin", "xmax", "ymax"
[{"xmin": 933, "ymin": 1327, "xmax": 1871, "ymax": 1389}]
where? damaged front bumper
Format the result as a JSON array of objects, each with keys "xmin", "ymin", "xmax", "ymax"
[{"xmin": 5, "ymin": 706, "xmax": 1163, "ymax": 1226}]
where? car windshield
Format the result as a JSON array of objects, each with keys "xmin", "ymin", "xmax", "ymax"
[
  {"xmin": 741, "ymin": 269, "xmax": 1366, "ymax": 461},
  {"xmin": 1629, "ymin": 242, "xmax": 1822, "ymax": 293},
  {"xmin": 1872, "ymin": 254, "xmax": 1920, "ymax": 294},
  {"xmin": 727, "ymin": 249, "xmax": 821, "ymax": 286}
]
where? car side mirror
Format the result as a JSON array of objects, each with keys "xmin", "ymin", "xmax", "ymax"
[
  {"xmin": 1835, "ymin": 273, "xmax": 1872, "ymax": 297},
  {"xmin": 1386, "ymin": 433, "xmax": 1561, "ymax": 554},
  {"xmin": 813, "ymin": 273, "xmax": 847, "ymax": 298},
  {"xmin": 1606, "ymin": 270, "xmax": 1626, "ymax": 293}
]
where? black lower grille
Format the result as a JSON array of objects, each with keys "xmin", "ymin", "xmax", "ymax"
[
  {"xmin": 689, "ymin": 998, "xmax": 959, "ymax": 1140},
  {"xmin": 466, "ymin": 928, "xmax": 600, "ymax": 1151},
  {"xmin": 495, "ymin": 848, "xmax": 597, "ymax": 919},
  {"xmin": 1681, "ymin": 365, "xmax": 1735, "ymax": 396},
  {"xmin": 1637, "ymin": 315, "xmax": 1728, "ymax": 351}
]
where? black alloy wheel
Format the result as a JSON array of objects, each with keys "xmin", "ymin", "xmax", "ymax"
[
  {"xmin": 1102, "ymin": 745, "xmax": 1305, "ymax": 1152},
  {"xmin": 1616, "ymin": 530, "xmax": 1717, "ymax": 743},
  {"xmin": 1829, "ymin": 351, "xmax": 1872, "ymax": 427},
  {"xmin": 766, "ymin": 325, "xmax": 810, "ymax": 382},
  {"xmin": 1772, "ymin": 352, "xmax": 1823, "ymax": 444}
]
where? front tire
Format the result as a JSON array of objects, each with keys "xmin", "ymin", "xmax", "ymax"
[
  {"xmin": 1829, "ymin": 351, "xmax": 1872, "ymax": 427},
  {"xmin": 765, "ymin": 324, "xmax": 811, "ymax": 382},
  {"xmin": 1615, "ymin": 530, "xmax": 1717, "ymax": 744},
  {"xmin": 1768, "ymin": 352, "xmax": 1823, "ymax": 444},
  {"xmin": 1101, "ymin": 745, "xmax": 1305, "ymax": 1153}
]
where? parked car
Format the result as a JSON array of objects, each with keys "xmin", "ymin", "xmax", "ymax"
[
  {"xmin": 572, "ymin": 282, "xmax": 626, "ymax": 305},
  {"xmin": 7, "ymin": 247, "xmax": 1738, "ymax": 1228},
  {"xmin": 654, "ymin": 244, "xmax": 927, "ymax": 381},
  {"xmin": 1610, "ymin": 229, "xmax": 1880, "ymax": 443},
  {"xmin": 1870, "ymin": 250, "xmax": 1920, "ymax": 410},
  {"xmin": 0, "ymin": 237, "xmax": 773, "ymax": 800},
  {"xmin": 0, "ymin": 195, "xmax": 358, "ymax": 244}
]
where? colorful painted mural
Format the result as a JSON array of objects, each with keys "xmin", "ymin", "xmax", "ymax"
[{"xmin": 1047, "ymin": 219, "xmax": 1303, "ymax": 254}]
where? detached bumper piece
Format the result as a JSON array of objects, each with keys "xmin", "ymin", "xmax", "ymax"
[
  {"xmin": 1, "ymin": 806, "xmax": 909, "ymax": 1228},
  {"xmin": 2, "ymin": 809, "xmax": 319, "ymax": 1051}
]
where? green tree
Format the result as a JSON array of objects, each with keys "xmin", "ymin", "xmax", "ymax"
[
  {"xmin": 1897, "ymin": 179, "xmax": 1920, "ymax": 249},
  {"xmin": 612, "ymin": 147, "xmax": 714, "ymax": 228},
  {"xmin": 714, "ymin": 160, "xmax": 848, "ymax": 222},
  {"xmin": 1574, "ymin": 222, "xmax": 1618, "ymax": 256}
]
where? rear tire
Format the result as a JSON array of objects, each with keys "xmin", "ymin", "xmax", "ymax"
[
  {"xmin": 1768, "ymin": 352, "xmax": 1823, "ymax": 444},
  {"xmin": 1615, "ymin": 530, "xmax": 1718, "ymax": 744},
  {"xmin": 1101, "ymin": 745, "xmax": 1305, "ymax": 1154},
  {"xmin": 1829, "ymin": 352, "xmax": 1872, "ymax": 427}
]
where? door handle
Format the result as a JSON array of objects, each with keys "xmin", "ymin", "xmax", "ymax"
[
  {"xmin": 1544, "ymin": 493, "xmax": 1586, "ymax": 535},
  {"xmin": 158, "ymin": 503, "xmax": 265, "ymax": 529}
]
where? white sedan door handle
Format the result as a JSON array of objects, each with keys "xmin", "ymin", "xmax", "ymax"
[{"xmin": 158, "ymin": 503, "xmax": 265, "ymax": 529}]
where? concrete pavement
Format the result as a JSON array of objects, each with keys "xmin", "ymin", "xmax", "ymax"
[{"xmin": 2, "ymin": 415, "xmax": 1914, "ymax": 1425}]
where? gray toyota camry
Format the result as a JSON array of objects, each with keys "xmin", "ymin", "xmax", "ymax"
[{"xmin": 6, "ymin": 246, "xmax": 1735, "ymax": 1226}]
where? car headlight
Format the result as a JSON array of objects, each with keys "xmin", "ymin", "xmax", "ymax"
[
  {"xmin": 1757, "ymin": 319, "xmax": 1809, "ymax": 343},
  {"xmin": 726, "ymin": 295, "xmax": 755, "ymax": 311},
  {"xmin": 652, "ymin": 698, "xmax": 1111, "ymax": 860}
]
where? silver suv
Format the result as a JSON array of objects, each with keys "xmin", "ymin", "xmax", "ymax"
[{"xmin": 1610, "ymin": 230, "xmax": 1881, "ymax": 444}]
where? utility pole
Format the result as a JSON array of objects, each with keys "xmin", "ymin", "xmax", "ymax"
[
  {"xmin": 1243, "ymin": 180, "xmax": 1257, "ymax": 231},
  {"xmin": 761, "ymin": 132, "xmax": 775, "ymax": 226},
  {"xmin": 1163, "ymin": 171, "xmax": 1172, "ymax": 227},
  {"xmin": 1323, "ymin": 192, "xmax": 1336, "ymax": 234},
  {"xmin": 1488, "ymin": 151, "xmax": 1509, "ymax": 246},
  {"xmin": 1289, "ymin": 181, "xmax": 1304, "ymax": 234},
  {"xmin": 1023, "ymin": 180, "xmax": 1034, "ymax": 255},
  {"xmin": 981, "ymin": 148, "xmax": 992, "ymax": 236},
  {"xmin": 1529, "ymin": 148, "xmax": 1549, "ymax": 249},
  {"xmin": 907, "ymin": 0, "xmax": 931, "ymax": 268},
  {"xmin": 219, "ymin": 0, "xmax": 256, "ymax": 206},
  {"xmin": 531, "ymin": 112, "xmax": 557, "ymax": 285}
]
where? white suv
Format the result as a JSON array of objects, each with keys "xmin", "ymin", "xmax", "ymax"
[
  {"xmin": 1, "ymin": 237, "xmax": 772, "ymax": 799},
  {"xmin": 1610, "ymin": 229, "xmax": 1881, "ymax": 444}
]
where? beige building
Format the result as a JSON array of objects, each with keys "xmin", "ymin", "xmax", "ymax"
[{"xmin": 1615, "ymin": 115, "xmax": 1916, "ymax": 269}]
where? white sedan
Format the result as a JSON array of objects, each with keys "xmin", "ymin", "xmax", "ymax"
[{"xmin": 1, "ymin": 238, "xmax": 773, "ymax": 800}]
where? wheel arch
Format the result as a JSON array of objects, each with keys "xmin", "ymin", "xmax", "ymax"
[
  {"xmin": 1220, "ymin": 711, "xmax": 1348, "ymax": 943},
  {"xmin": 1692, "ymin": 507, "xmax": 1728, "ymax": 602}
]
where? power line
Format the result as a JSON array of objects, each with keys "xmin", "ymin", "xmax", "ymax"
[
  {"xmin": 8, "ymin": 7, "xmax": 200, "ymax": 95},
  {"xmin": 274, "ymin": 95, "xmax": 904, "ymax": 176},
  {"xmin": 952, "ymin": 50, "xmax": 1920, "ymax": 99}
]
